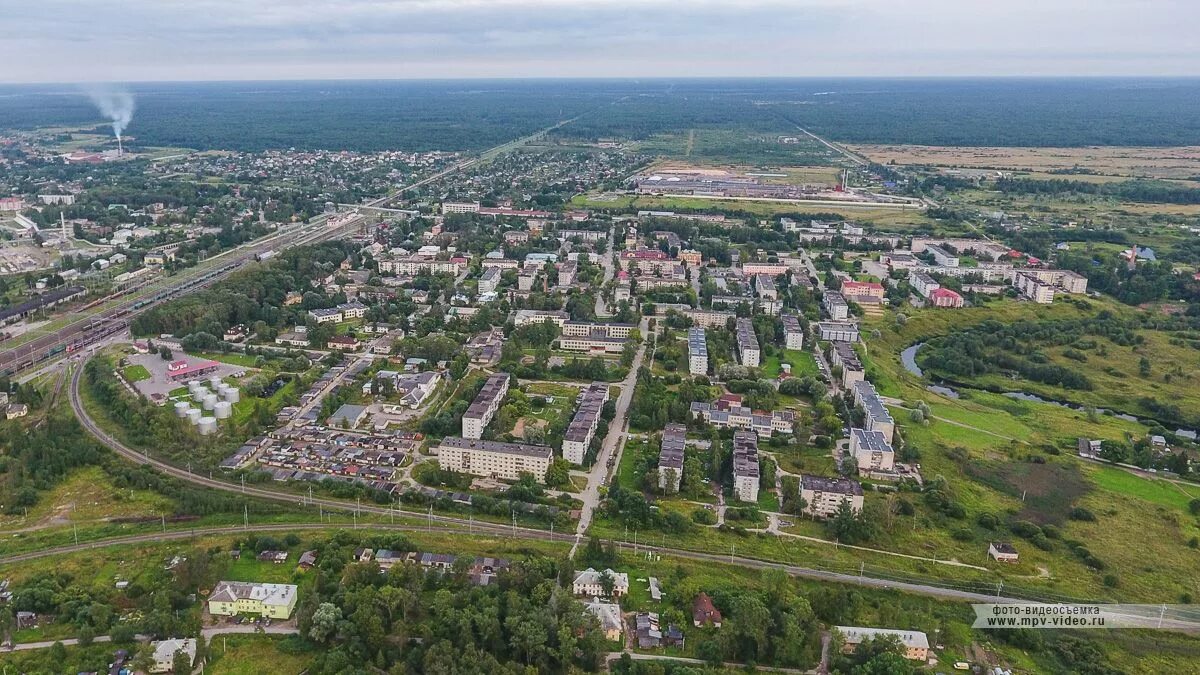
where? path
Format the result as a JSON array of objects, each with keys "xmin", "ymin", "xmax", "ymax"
[
  {"xmin": 880, "ymin": 396, "xmax": 1025, "ymax": 443},
  {"xmin": 4, "ymin": 626, "xmax": 297, "ymax": 652}
]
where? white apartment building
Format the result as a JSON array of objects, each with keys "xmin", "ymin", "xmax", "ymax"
[
  {"xmin": 755, "ymin": 274, "xmax": 778, "ymax": 301},
  {"xmin": 462, "ymin": 373, "xmax": 510, "ymax": 439},
  {"xmin": 562, "ymin": 382, "xmax": 608, "ymax": 465},
  {"xmin": 908, "ymin": 270, "xmax": 940, "ymax": 298},
  {"xmin": 801, "ymin": 475, "xmax": 864, "ymax": 518},
  {"xmin": 684, "ymin": 308, "xmax": 736, "ymax": 329},
  {"xmin": 732, "ymin": 430, "xmax": 760, "ymax": 503},
  {"xmin": 817, "ymin": 321, "xmax": 859, "ymax": 343},
  {"xmin": 782, "ymin": 314, "xmax": 804, "ymax": 350},
  {"xmin": 478, "ymin": 266, "xmax": 501, "ymax": 295},
  {"xmin": 925, "ymin": 244, "xmax": 960, "ymax": 267},
  {"xmin": 687, "ymin": 327, "xmax": 708, "ymax": 376},
  {"xmin": 572, "ymin": 568, "xmax": 630, "ymax": 597},
  {"xmin": 561, "ymin": 322, "xmax": 636, "ymax": 339},
  {"xmin": 823, "ymin": 291, "xmax": 849, "ymax": 320},
  {"xmin": 852, "ymin": 380, "xmax": 895, "ymax": 443},
  {"xmin": 1013, "ymin": 271, "xmax": 1056, "ymax": 304},
  {"xmin": 735, "ymin": 318, "xmax": 760, "ymax": 368},
  {"xmin": 442, "ymin": 201, "xmax": 481, "ymax": 214},
  {"xmin": 512, "ymin": 309, "xmax": 570, "ymax": 327},
  {"xmin": 658, "ymin": 423, "xmax": 686, "ymax": 492},
  {"xmin": 850, "ymin": 428, "xmax": 896, "ymax": 472},
  {"xmin": 436, "ymin": 437, "xmax": 553, "ymax": 482},
  {"xmin": 308, "ymin": 308, "xmax": 343, "ymax": 324}
]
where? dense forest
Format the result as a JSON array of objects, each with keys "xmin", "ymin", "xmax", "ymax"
[{"xmin": 4, "ymin": 79, "xmax": 1200, "ymax": 152}]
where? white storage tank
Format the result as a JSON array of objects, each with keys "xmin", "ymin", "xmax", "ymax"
[
  {"xmin": 214, "ymin": 401, "xmax": 232, "ymax": 419},
  {"xmin": 174, "ymin": 401, "xmax": 190, "ymax": 417},
  {"xmin": 186, "ymin": 408, "xmax": 202, "ymax": 425},
  {"xmin": 197, "ymin": 416, "xmax": 218, "ymax": 435},
  {"xmin": 221, "ymin": 387, "xmax": 240, "ymax": 403},
  {"xmin": 209, "ymin": 375, "xmax": 224, "ymax": 388},
  {"xmin": 202, "ymin": 394, "xmax": 218, "ymax": 411},
  {"xmin": 188, "ymin": 380, "xmax": 203, "ymax": 393},
  {"xmin": 191, "ymin": 388, "xmax": 208, "ymax": 402}
]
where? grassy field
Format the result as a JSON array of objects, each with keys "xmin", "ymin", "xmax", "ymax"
[
  {"xmin": 207, "ymin": 635, "xmax": 316, "ymax": 674},
  {"xmin": 120, "ymin": 364, "xmax": 151, "ymax": 383},
  {"xmin": 762, "ymin": 349, "xmax": 819, "ymax": 379},
  {"xmin": 848, "ymin": 143, "xmax": 1200, "ymax": 180},
  {"xmin": 570, "ymin": 193, "xmax": 932, "ymax": 225},
  {"xmin": 0, "ymin": 466, "xmax": 174, "ymax": 530}
]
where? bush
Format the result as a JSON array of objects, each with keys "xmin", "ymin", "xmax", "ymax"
[
  {"xmin": 977, "ymin": 512, "xmax": 1000, "ymax": 529},
  {"xmin": 1009, "ymin": 520, "xmax": 1042, "ymax": 538},
  {"xmin": 1103, "ymin": 574, "xmax": 1120, "ymax": 588},
  {"xmin": 1068, "ymin": 507, "xmax": 1096, "ymax": 522},
  {"xmin": 951, "ymin": 527, "xmax": 975, "ymax": 542},
  {"xmin": 691, "ymin": 509, "xmax": 717, "ymax": 525}
]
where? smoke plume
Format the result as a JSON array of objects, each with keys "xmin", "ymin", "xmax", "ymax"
[{"xmin": 85, "ymin": 86, "xmax": 135, "ymax": 140}]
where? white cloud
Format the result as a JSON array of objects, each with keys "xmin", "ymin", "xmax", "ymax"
[{"xmin": 0, "ymin": 0, "xmax": 1195, "ymax": 82}]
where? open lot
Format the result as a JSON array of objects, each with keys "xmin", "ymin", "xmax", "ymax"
[{"xmin": 850, "ymin": 143, "xmax": 1200, "ymax": 180}]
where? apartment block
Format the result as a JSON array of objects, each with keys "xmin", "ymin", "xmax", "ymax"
[
  {"xmin": 512, "ymin": 309, "xmax": 570, "ymax": 327},
  {"xmin": 816, "ymin": 321, "xmax": 859, "ymax": 343},
  {"xmin": 755, "ymin": 274, "xmax": 778, "ymax": 301},
  {"xmin": 436, "ymin": 437, "xmax": 553, "ymax": 482},
  {"xmin": 658, "ymin": 423, "xmax": 686, "ymax": 492},
  {"xmin": 732, "ymin": 430, "xmax": 760, "ymax": 503},
  {"xmin": 442, "ymin": 201, "xmax": 481, "ymax": 214},
  {"xmin": 687, "ymin": 327, "xmax": 708, "ymax": 376},
  {"xmin": 1013, "ymin": 271, "xmax": 1056, "ymax": 303},
  {"xmin": 925, "ymin": 244, "xmax": 960, "ymax": 267},
  {"xmin": 742, "ymin": 262, "xmax": 790, "ymax": 276},
  {"xmin": 208, "ymin": 581, "xmax": 299, "ymax": 619},
  {"xmin": 561, "ymin": 322, "xmax": 636, "ymax": 339},
  {"xmin": 462, "ymin": 373, "xmax": 510, "ymax": 439},
  {"xmin": 823, "ymin": 291, "xmax": 849, "ymax": 320},
  {"xmin": 850, "ymin": 428, "xmax": 895, "ymax": 472},
  {"xmin": 830, "ymin": 342, "xmax": 865, "ymax": 388},
  {"xmin": 562, "ymin": 382, "xmax": 609, "ymax": 465},
  {"xmin": 684, "ymin": 308, "xmax": 736, "ymax": 329},
  {"xmin": 800, "ymin": 475, "xmax": 864, "ymax": 518},
  {"xmin": 690, "ymin": 397, "xmax": 795, "ymax": 438},
  {"xmin": 735, "ymin": 318, "xmax": 760, "ymax": 367},
  {"xmin": 908, "ymin": 270, "xmax": 940, "ymax": 298},
  {"xmin": 852, "ymin": 380, "xmax": 895, "ymax": 442},
  {"xmin": 478, "ymin": 266, "xmax": 502, "ymax": 294},
  {"xmin": 836, "ymin": 627, "xmax": 929, "ymax": 662},
  {"xmin": 840, "ymin": 280, "xmax": 886, "ymax": 301}
]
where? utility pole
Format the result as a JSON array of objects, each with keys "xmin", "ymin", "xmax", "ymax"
[
  {"xmin": 996, "ymin": 581, "xmax": 1003, "ymax": 598},
  {"xmin": 73, "ymin": 523, "xmax": 78, "ymax": 545},
  {"xmin": 241, "ymin": 475, "xmax": 245, "ymax": 494}
]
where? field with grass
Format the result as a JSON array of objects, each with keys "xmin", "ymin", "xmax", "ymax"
[
  {"xmin": 570, "ymin": 193, "xmax": 932, "ymax": 225},
  {"xmin": 0, "ymin": 466, "xmax": 174, "ymax": 531},
  {"xmin": 762, "ymin": 349, "xmax": 819, "ymax": 379},
  {"xmin": 120, "ymin": 364, "xmax": 150, "ymax": 383},
  {"xmin": 207, "ymin": 635, "xmax": 316, "ymax": 674},
  {"xmin": 849, "ymin": 144, "xmax": 1200, "ymax": 181}
]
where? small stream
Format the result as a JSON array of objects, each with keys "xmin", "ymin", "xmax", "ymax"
[{"xmin": 899, "ymin": 342, "xmax": 1198, "ymax": 438}]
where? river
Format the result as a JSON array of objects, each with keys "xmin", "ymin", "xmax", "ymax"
[{"xmin": 898, "ymin": 342, "xmax": 1196, "ymax": 438}]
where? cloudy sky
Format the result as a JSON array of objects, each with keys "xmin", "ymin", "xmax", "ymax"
[{"xmin": 1, "ymin": 0, "xmax": 1196, "ymax": 83}]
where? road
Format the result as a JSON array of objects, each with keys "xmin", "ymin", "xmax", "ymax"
[
  {"xmin": 5, "ymin": 625, "xmax": 297, "ymax": 653},
  {"xmin": 593, "ymin": 224, "xmax": 618, "ymax": 318},
  {"xmin": 569, "ymin": 316, "xmax": 650, "ymax": 557}
]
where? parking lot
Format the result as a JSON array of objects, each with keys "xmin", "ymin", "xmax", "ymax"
[{"xmin": 127, "ymin": 351, "xmax": 247, "ymax": 402}]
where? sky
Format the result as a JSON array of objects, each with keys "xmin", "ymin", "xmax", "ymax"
[{"xmin": 1, "ymin": 0, "xmax": 1197, "ymax": 83}]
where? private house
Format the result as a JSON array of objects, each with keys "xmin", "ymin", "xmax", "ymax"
[
  {"xmin": 584, "ymin": 599, "xmax": 624, "ymax": 642},
  {"xmin": 149, "ymin": 638, "xmax": 197, "ymax": 674},
  {"xmin": 692, "ymin": 593, "xmax": 723, "ymax": 628}
]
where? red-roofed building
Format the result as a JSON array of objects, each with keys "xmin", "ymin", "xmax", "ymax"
[
  {"xmin": 166, "ymin": 359, "xmax": 220, "ymax": 382},
  {"xmin": 692, "ymin": 593, "xmax": 723, "ymax": 628},
  {"xmin": 840, "ymin": 281, "xmax": 886, "ymax": 301},
  {"xmin": 929, "ymin": 287, "xmax": 964, "ymax": 308}
]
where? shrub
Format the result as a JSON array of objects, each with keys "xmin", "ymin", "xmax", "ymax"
[
  {"xmin": 951, "ymin": 528, "xmax": 975, "ymax": 542},
  {"xmin": 976, "ymin": 512, "xmax": 1000, "ymax": 529},
  {"xmin": 1103, "ymin": 574, "xmax": 1120, "ymax": 588},
  {"xmin": 1068, "ymin": 507, "xmax": 1096, "ymax": 522}
]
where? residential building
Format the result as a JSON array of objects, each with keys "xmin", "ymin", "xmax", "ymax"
[
  {"xmin": 836, "ymin": 626, "xmax": 929, "ymax": 662},
  {"xmin": 692, "ymin": 593, "xmax": 723, "ymax": 628},
  {"xmin": 925, "ymin": 244, "xmax": 960, "ymax": 267},
  {"xmin": 755, "ymin": 274, "xmax": 778, "ymax": 301},
  {"xmin": 436, "ymin": 437, "xmax": 553, "ymax": 482},
  {"xmin": 442, "ymin": 201, "xmax": 481, "ymax": 214},
  {"xmin": 478, "ymin": 266, "xmax": 501, "ymax": 294},
  {"xmin": 782, "ymin": 314, "xmax": 804, "ymax": 350},
  {"xmin": 558, "ymin": 229, "xmax": 607, "ymax": 243},
  {"xmin": 584, "ymin": 600, "xmax": 624, "ymax": 641},
  {"xmin": 908, "ymin": 271, "xmax": 940, "ymax": 298},
  {"xmin": 816, "ymin": 321, "xmax": 859, "ymax": 343},
  {"xmin": 557, "ymin": 261, "xmax": 578, "ymax": 286},
  {"xmin": 462, "ymin": 373, "xmax": 510, "ymax": 439},
  {"xmin": 850, "ymin": 428, "xmax": 895, "ymax": 472},
  {"xmin": 684, "ymin": 308, "xmax": 735, "ymax": 329},
  {"xmin": 561, "ymin": 322, "xmax": 636, "ymax": 339},
  {"xmin": 852, "ymin": 381, "xmax": 895, "ymax": 442},
  {"xmin": 562, "ymin": 382, "xmax": 609, "ymax": 465},
  {"xmin": 800, "ymin": 475, "xmax": 864, "ymax": 517},
  {"xmin": 308, "ymin": 308, "xmax": 343, "ymax": 324},
  {"xmin": 634, "ymin": 612, "xmax": 685, "ymax": 649},
  {"xmin": 840, "ymin": 280, "xmax": 886, "ymax": 301},
  {"xmin": 378, "ymin": 256, "xmax": 468, "ymax": 276},
  {"xmin": 830, "ymin": 342, "xmax": 865, "ymax": 388},
  {"xmin": 572, "ymin": 568, "xmax": 629, "ymax": 597},
  {"xmin": 929, "ymin": 287, "xmax": 964, "ymax": 308},
  {"xmin": 735, "ymin": 318, "xmax": 760, "ymax": 367},
  {"xmin": 823, "ymin": 291, "xmax": 849, "ymax": 320},
  {"xmin": 558, "ymin": 334, "xmax": 626, "ymax": 354},
  {"xmin": 742, "ymin": 262, "xmax": 789, "ymax": 276},
  {"xmin": 989, "ymin": 542, "xmax": 1020, "ymax": 563},
  {"xmin": 619, "ymin": 248, "xmax": 672, "ymax": 273},
  {"xmin": 911, "ymin": 236, "xmax": 1008, "ymax": 261},
  {"xmin": 208, "ymin": 581, "xmax": 299, "ymax": 619},
  {"xmin": 1013, "ymin": 271, "xmax": 1056, "ymax": 303},
  {"xmin": 732, "ymin": 430, "xmax": 760, "ymax": 503},
  {"xmin": 687, "ymin": 327, "xmax": 708, "ymax": 375},
  {"xmin": 150, "ymin": 638, "xmax": 197, "ymax": 674},
  {"xmin": 337, "ymin": 301, "xmax": 368, "ymax": 319},
  {"xmin": 658, "ymin": 423, "xmax": 686, "ymax": 492},
  {"xmin": 678, "ymin": 248, "xmax": 703, "ymax": 266}
]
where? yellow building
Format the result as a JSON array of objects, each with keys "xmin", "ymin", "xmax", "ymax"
[{"xmin": 208, "ymin": 580, "xmax": 298, "ymax": 619}]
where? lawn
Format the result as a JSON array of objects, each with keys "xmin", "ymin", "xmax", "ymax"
[
  {"xmin": 1088, "ymin": 465, "xmax": 1200, "ymax": 511},
  {"xmin": 207, "ymin": 635, "xmax": 316, "ymax": 675},
  {"xmin": 120, "ymin": 364, "xmax": 151, "ymax": 383},
  {"xmin": 188, "ymin": 350, "xmax": 263, "ymax": 369},
  {"xmin": 762, "ymin": 349, "xmax": 819, "ymax": 379}
]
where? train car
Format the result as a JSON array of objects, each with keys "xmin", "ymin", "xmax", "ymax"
[{"xmin": 255, "ymin": 250, "xmax": 277, "ymax": 262}]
